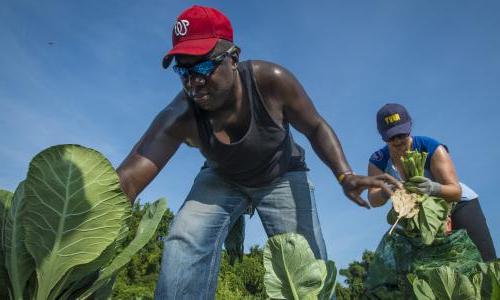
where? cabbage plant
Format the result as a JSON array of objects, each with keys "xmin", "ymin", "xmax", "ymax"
[
  {"xmin": 263, "ymin": 233, "xmax": 337, "ymax": 300},
  {"xmin": 0, "ymin": 144, "xmax": 167, "ymax": 300},
  {"xmin": 409, "ymin": 261, "xmax": 500, "ymax": 300},
  {"xmin": 387, "ymin": 150, "xmax": 450, "ymax": 245}
]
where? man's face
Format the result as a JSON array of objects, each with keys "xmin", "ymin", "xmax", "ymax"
[{"xmin": 175, "ymin": 49, "xmax": 236, "ymax": 111}]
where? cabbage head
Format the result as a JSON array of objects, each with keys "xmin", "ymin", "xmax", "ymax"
[{"xmin": 0, "ymin": 144, "xmax": 167, "ymax": 300}]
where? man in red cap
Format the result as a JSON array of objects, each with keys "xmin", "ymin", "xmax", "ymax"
[{"xmin": 118, "ymin": 5, "xmax": 400, "ymax": 298}]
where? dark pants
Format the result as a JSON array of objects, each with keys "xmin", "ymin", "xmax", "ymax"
[{"xmin": 451, "ymin": 198, "xmax": 497, "ymax": 262}]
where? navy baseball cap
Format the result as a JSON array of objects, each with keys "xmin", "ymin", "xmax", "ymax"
[{"xmin": 377, "ymin": 103, "xmax": 412, "ymax": 142}]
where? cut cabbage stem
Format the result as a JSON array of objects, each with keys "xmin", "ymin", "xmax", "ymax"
[{"xmin": 388, "ymin": 216, "xmax": 402, "ymax": 235}]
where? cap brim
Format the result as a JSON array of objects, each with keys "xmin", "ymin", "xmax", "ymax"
[
  {"xmin": 381, "ymin": 122, "xmax": 412, "ymax": 142},
  {"xmin": 162, "ymin": 38, "xmax": 219, "ymax": 69}
]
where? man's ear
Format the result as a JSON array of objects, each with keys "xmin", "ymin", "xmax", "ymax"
[{"xmin": 231, "ymin": 46, "xmax": 241, "ymax": 68}]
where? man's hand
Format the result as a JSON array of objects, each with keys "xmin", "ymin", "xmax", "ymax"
[
  {"xmin": 404, "ymin": 176, "xmax": 442, "ymax": 196},
  {"xmin": 341, "ymin": 174, "xmax": 402, "ymax": 208}
]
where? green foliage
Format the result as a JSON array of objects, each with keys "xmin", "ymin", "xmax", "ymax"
[
  {"xmin": 0, "ymin": 189, "xmax": 14, "ymax": 300},
  {"xmin": 0, "ymin": 144, "xmax": 166, "ymax": 300},
  {"xmin": 310, "ymin": 245, "xmax": 495, "ymax": 300},
  {"xmin": 391, "ymin": 193, "xmax": 449, "ymax": 245},
  {"xmin": 365, "ymin": 229, "xmax": 482, "ymax": 299},
  {"xmin": 388, "ymin": 194, "xmax": 450, "ymax": 246},
  {"xmin": 388, "ymin": 150, "xmax": 450, "ymax": 246},
  {"xmin": 416, "ymin": 195, "xmax": 450, "ymax": 245},
  {"xmin": 319, "ymin": 260, "xmax": 338, "ymax": 300},
  {"xmin": 78, "ymin": 199, "xmax": 167, "ymax": 299},
  {"xmin": 216, "ymin": 246, "xmax": 266, "ymax": 299},
  {"xmin": 336, "ymin": 250, "xmax": 374, "ymax": 300},
  {"xmin": 401, "ymin": 150, "xmax": 427, "ymax": 178},
  {"xmin": 111, "ymin": 200, "xmax": 174, "ymax": 300},
  {"xmin": 225, "ymin": 215, "xmax": 245, "ymax": 265},
  {"xmin": 335, "ymin": 285, "xmax": 352, "ymax": 300},
  {"xmin": 5, "ymin": 182, "xmax": 34, "ymax": 300},
  {"xmin": 410, "ymin": 262, "xmax": 500, "ymax": 300},
  {"xmin": 477, "ymin": 260, "xmax": 500, "ymax": 299},
  {"xmin": 263, "ymin": 233, "xmax": 337, "ymax": 300},
  {"xmin": 411, "ymin": 277, "xmax": 435, "ymax": 300},
  {"xmin": 112, "ymin": 203, "xmax": 265, "ymax": 300}
]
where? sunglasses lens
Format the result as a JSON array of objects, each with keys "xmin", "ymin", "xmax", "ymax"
[
  {"xmin": 173, "ymin": 65, "xmax": 188, "ymax": 77},
  {"xmin": 193, "ymin": 60, "xmax": 216, "ymax": 76},
  {"xmin": 173, "ymin": 58, "xmax": 220, "ymax": 78},
  {"xmin": 389, "ymin": 134, "xmax": 408, "ymax": 142}
]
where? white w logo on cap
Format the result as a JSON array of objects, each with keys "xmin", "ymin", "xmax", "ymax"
[{"xmin": 174, "ymin": 19, "xmax": 190, "ymax": 36}]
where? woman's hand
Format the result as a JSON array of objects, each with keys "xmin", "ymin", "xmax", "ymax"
[
  {"xmin": 405, "ymin": 176, "xmax": 442, "ymax": 196},
  {"xmin": 341, "ymin": 174, "xmax": 403, "ymax": 208}
]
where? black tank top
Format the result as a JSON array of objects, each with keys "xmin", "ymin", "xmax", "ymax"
[{"xmin": 190, "ymin": 60, "xmax": 308, "ymax": 187}]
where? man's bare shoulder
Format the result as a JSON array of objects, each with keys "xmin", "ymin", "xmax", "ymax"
[
  {"xmin": 152, "ymin": 92, "xmax": 197, "ymax": 143},
  {"xmin": 159, "ymin": 92, "xmax": 192, "ymax": 121},
  {"xmin": 250, "ymin": 60, "xmax": 294, "ymax": 83},
  {"xmin": 250, "ymin": 60, "xmax": 300, "ymax": 98}
]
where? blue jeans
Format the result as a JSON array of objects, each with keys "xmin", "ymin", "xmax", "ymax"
[{"xmin": 154, "ymin": 168, "xmax": 327, "ymax": 299}]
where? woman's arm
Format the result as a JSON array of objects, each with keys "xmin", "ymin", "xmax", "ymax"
[
  {"xmin": 367, "ymin": 162, "xmax": 394, "ymax": 207},
  {"xmin": 429, "ymin": 145, "xmax": 462, "ymax": 202}
]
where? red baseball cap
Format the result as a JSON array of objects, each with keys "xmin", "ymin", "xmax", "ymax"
[{"xmin": 162, "ymin": 5, "xmax": 233, "ymax": 68}]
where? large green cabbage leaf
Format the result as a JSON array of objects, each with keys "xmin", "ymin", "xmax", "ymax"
[
  {"xmin": 78, "ymin": 198, "xmax": 167, "ymax": 299},
  {"xmin": 488, "ymin": 262, "xmax": 500, "ymax": 298},
  {"xmin": 471, "ymin": 272, "xmax": 483, "ymax": 298},
  {"xmin": 417, "ymin": 196, "xmax": 449, "ymax": 245},
  {"xmin": 411, "ymin": 278, "xmax": 435, "ymax": 300},
  {"xmin": 263, "ymin": 233, "xmax": 327, "ymax": 300},
  {"xmin": 4, "ymin": 182, "xmax": 35, "ymax": 300},
  {"xmin": 22, "ymin": 144, "xmax": 129, "ymax": 300},
  {"xmin": 478, "ymin": 261, "xmax": 500, "ymax": 299},
  {"xmin": 452, "ymin": 273, "xmax": 477, "ymax": 299},
  {"xmin": 49, "ymin": 207, "xmax": 131, "ymax": 300},
  {"xmin": 91, "ymin": 274, "xmax": 117, "ymax": 300},
  {"xmin": 318, "ymin": 260, "xmax": 337, "ymax": 300},
  {"xmin": 423, "ymin": 266, "xmax": 456, "ymax": 299},
  {"xmin": 58, "ymin": 271, "xmax": 98, "ymax": 300},
  {"xmin": 0, "ymin": 189, "xmax": 14, "ymax": 299}
]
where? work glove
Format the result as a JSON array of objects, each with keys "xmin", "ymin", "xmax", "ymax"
[{"xmin": 404, "ymin": 176, "xmax": 442, "ymax": 196}]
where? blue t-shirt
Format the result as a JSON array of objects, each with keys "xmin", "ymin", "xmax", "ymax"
[{"xmin": 369, "ymin": 136, "xmax": 477, "ymax": 201}]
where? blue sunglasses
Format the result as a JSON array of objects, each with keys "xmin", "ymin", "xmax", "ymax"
[{"xmin": 173, "ymin": 46, "xmax": 236, "ymax": 78}]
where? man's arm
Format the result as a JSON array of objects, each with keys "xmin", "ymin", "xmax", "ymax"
[
  {"xmin": 253, "ymin": 61, "xmax": 400, "ymax": 207},
  {"xmin": 117, "ymin": 94, "xmax": 191, "ymax": 203},
  {"xmin": 367, "ymin": 163, "xmax": 393, "ymax": 207}
]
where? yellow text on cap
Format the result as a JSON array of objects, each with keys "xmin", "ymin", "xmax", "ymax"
[{"xmin": 384, "ymin": 113, "xmax": 401, "ymax": 124}]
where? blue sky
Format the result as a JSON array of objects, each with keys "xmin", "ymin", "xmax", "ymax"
[{"xmin": 1, "ymin": 0, "xmax": 499, "ymax": 274}]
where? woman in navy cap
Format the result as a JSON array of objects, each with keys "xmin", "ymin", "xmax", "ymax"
[{"xmin": 367, "ymin": 103, "xmax": 496, "ymax": 261}]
